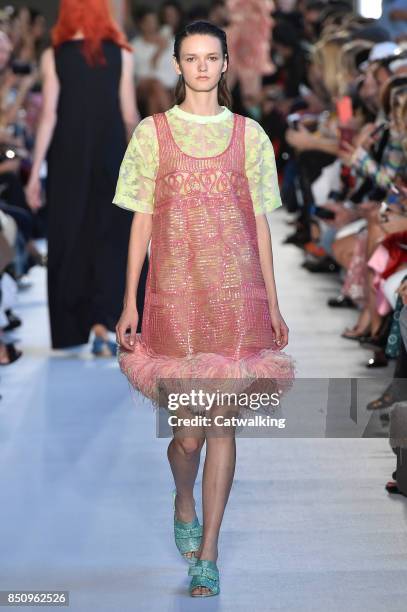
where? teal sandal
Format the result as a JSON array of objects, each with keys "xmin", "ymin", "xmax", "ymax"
[
  {"xmin": 173, "ymin": 490, "xmax": 202, "ymax": 565},
  {"xmin": 188, "ymin": 559, "xmax": 220, "ymax": 597},
  {"xmin": 91, "ymin": 336, "xmax": 117, "ymax": 357}
]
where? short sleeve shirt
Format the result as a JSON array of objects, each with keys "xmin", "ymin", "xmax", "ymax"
[{"xmin": 113, "ymin": 104, "xmax": 282, "ymax": 216}]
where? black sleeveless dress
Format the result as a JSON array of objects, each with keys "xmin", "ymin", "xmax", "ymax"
[{"xmin": 46, "ymin": 39, "xmax": 147, "ymax": 349}]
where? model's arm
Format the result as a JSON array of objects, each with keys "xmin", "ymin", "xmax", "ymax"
[
  {"xmin": 25, "ymin": 48, "xmax": 59, "ymax": 210},
  {"xmin": 120, "ymin": 48, "xmax": 140, "ymax": 141},
  {"xmin": 256, "ymin": 214, "xmax": 289, "ymax": 349},
  {"xmin": 116, "ymin": 211, "xmax": 152, "ymax": 350}
]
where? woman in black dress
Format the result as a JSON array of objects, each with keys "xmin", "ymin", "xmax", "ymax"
[{"xmin": 25, "ymin": 0, "xmax": 147, "ymax": 355}]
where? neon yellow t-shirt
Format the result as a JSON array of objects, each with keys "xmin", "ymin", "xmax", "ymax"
[{"xmin": 113, "ymin": 104, "xmax": 282, "ymax": 216}]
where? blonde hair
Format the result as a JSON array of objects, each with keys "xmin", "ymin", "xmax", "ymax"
[{"xmin": 313, "ymin": 33, "xmax": 350, "ymax": 100}]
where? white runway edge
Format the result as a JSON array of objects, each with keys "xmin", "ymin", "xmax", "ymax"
[{"xmin": 0, "ymin": 210, "xmax": 406, "ymax": 611}]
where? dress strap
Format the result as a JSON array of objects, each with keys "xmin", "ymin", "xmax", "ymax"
[
  {"xmin": 153, "ymin": 110, "xmax": 246, "ymax": 168},
  {"xmin": 231, "ymin": 113, "xmax": 246, "ymax": 171},
  {"xmin": 152, "ymin": 112, "xmax": 176, "ymax": 161}
]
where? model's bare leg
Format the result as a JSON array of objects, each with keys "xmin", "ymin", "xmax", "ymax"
[
  {"xmin": 191, "ymin": 407, "xmax": 237, "ymax": 595},
  {"xmin": 167, "ymin": 411, "xmax": 205, "ymax": 560}
]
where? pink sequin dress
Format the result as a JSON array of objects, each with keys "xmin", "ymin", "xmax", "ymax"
[{"xmin": 118, "ymin": 111, "xmax": 296, "ymax": 411}]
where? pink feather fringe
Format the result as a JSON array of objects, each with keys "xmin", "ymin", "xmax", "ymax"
[{"xmin": 118, "ymin": 334, "xmax": 296, "ymax": 412}]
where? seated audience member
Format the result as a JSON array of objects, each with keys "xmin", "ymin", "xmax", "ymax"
[{"xmin": 130, "ymin": 7, "xmax": 178, "ymax": 116}]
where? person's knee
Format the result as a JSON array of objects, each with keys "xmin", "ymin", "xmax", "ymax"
[{"xmin": 176, "ymin": 436, "xmax": 204, "ymax": 456}]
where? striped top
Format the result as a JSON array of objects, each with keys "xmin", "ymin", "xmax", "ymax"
[{"xmin": 352, "ymin": 127, "xmax": 405, "ymax": 191}]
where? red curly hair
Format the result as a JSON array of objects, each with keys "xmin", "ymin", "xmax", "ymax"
[{"xmin": 51, "ymin": 0, "xmax": 132, "ymax": 65}]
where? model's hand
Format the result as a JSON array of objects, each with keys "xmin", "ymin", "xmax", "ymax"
[
  {"xmin": 25, "ymin": 176, "xmax": 42, "ymax": 211},
  {"xmin": 116, "ymin": 304, "xmax": 139, "ymax": 351},
  {"xmin": 269, "ymin": 306, "xmax": 289, "ymax": 349}
]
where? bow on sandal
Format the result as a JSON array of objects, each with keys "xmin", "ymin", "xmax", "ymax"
[
  {"xmin": 173, "ymin": 490, "xmax": 202, "ymax": 565},
  {"xmin": 188, "ymin": 559, "xmax": 220, "ymax": 597}
]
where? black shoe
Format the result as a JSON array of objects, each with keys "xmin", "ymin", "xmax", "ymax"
[
  {"xmin": 283, "ymin": 229, "xmax": 310, "ymax": 246},
  {"xmin": 27, "ymin": 252, "xmax": 47, "ymax": 269},
  {"xmin": 327, "ymin": 295, "xmax": 356, "ymax": 308},
  {"xmin": 302, "ymin": 256, "xmax": 340, "ymax": 273},
  {"xmin": 358, "ymin": 333, "xmax": 373, "ymax": 344},
  {"xmin": 359, "ymin": 314, "xmax": 392, "ymax": 351},
  {"xmin": 2, "ymin": 309, "xmax": 22, "ymax": 333},
  {"xmin": 366, "ymin": 350, "xmax": 388, "ymax": 368},
  {"xmin": 360, "ymin": 336, "xmax": 388, "ymax": 351},
  {"xmin": 385, "ymin": 481, "xmax": 407, "ymax": 497}
]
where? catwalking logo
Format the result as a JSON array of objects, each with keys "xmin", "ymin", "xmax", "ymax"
[
  {"xmin": 167, "ymin": 412, "xmax": 287, "ymax": 428},
  {"xmin": 168, "ymin": 414, "xmax": 286, "ymax": 429},
  {"xmin": 167, "ymin": 389, "xmax": 281, "ymax": 412}
]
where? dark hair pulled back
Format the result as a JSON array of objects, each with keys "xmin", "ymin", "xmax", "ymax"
[{"xmin": 173, "ymin": 20, "xmax": 232, "ymax": 108}]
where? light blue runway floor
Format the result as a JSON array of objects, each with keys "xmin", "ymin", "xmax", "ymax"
[{"xmin": 1, "ymin": 209, "xmax": 406, "ymax": 611}]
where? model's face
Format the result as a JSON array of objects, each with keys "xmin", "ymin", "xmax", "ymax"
[{"xmin": 174, "ymin": 34, "xmax": 227, "ymax": 94}]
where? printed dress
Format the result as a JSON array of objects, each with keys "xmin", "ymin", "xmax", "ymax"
[{"xmin": 113, "ymin": 104, "xmax": 295, "ymax": 413}]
